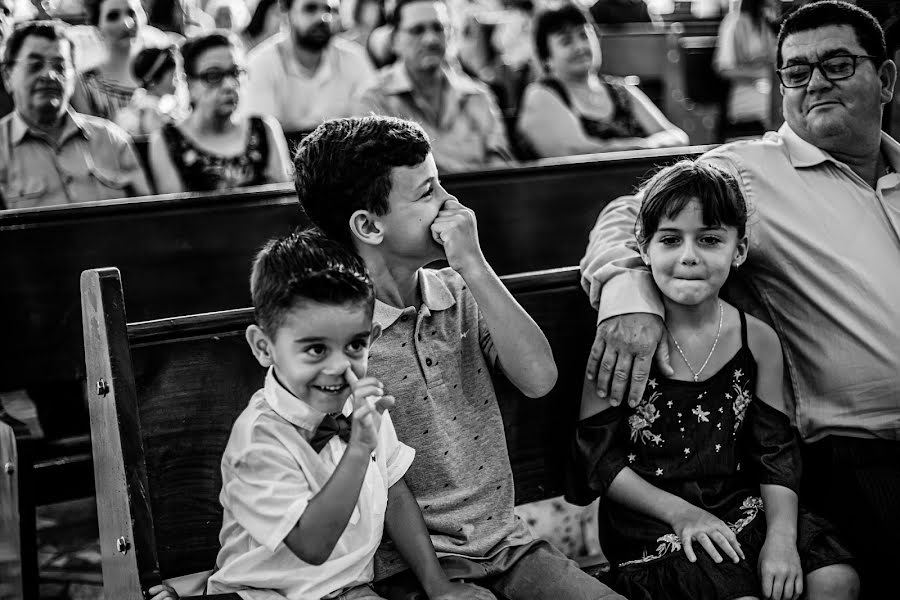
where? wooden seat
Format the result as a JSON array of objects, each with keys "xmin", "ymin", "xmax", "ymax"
[{"xmin": 80, "ymin": 264, "xmax": 598, "ymax": 599}]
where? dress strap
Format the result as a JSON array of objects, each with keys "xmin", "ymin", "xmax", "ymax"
[{"xmin": 739, "ymin": 309, "xmax": 749, "ymax": 350}]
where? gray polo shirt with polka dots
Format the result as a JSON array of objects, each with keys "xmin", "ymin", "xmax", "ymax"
[{"xmin": 370, "ymin": 268, "xmax": 533, "ymax": 579}]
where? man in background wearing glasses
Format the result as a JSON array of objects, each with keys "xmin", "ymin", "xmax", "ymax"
[
  {"xmin": 578, "ymin": 2, "xmax": 899, "ymax": 597},
  {"xmin": 355, "ymin": 0, "xmax": 513, "ymax": 173},
  {"xmin": 0, "ymin": 20, "xmax": 150, "ymax": 209}
]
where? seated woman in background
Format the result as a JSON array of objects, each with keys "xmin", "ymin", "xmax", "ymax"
[
  {"xmin": 73, "ymin": 0, "xmax": 150, "ymax": 121},
  {"xmin": 714, "ymin": 0, "xmax": 778, "ymax": 138},
  {"xmin": 147, "ymin": 32, "xmax": 292, "ymax": 193},
  {"xmin": 516, "ymin": 3, "xmax": 687, "ymax": 159},
  {"xmin": 115, "ymin": 44, "xmax": 189, "ymax": 138}
]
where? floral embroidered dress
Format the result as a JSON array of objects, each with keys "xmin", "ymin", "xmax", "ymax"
[
  {"xmin": 160, "ymin": 116, "xmax": 269, "ymax": 192},
  {"xmin": 568, "ymin": 311, "xmax": 852, "ymax": 600}
]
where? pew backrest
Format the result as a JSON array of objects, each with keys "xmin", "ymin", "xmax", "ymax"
[
  {"xmin": 4, "ymin": 148, "xmax": 709, "ymax": 394},
  {"xmin": 80, "ymin": 264, "xmax": 597, "ymax": 599}
]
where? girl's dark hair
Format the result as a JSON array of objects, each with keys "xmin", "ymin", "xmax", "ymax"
[
  {"xmin": 244, "ymin": 0, "xmax": 278, "ymax": 39},
  {"xmin": 131, "ymin": 44, "xmax": 179, "ymax": 87},
  {"xmin": 533, "ymin": 2, "xmax": 593, "ymax": 64},
  {"xmin": 181, "ymin": 30, "xmax": 241, "ymax": 77},
  {"xmin": 250, "ymin": 228, "xmax": 375, "ymax": 338},
  {"xmin": 636, "ymin": 160, "xmax": 747, "ymax": 249}
]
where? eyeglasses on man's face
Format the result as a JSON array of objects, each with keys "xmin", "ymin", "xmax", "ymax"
[
  {"xmin": 192, "ymin": 66, "xmax": 246, "ymax": 86},
  {"xmin": 777, "ymin": 54, "xmax": 879, "ymax": 88},
  {"xmin": 7, "ymin": 56, "xmax": 72, "ymax": 76}
]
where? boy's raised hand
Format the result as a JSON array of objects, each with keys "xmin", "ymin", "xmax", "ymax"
[
  {"xmin": 430, "ymin": 581, "xmax": 497, "ymax": 600},
  {"xmin": 345, "ymin": 367, "xmax": 395, "ymax": 454},
  {"xmin": 430, "ymin": 200, "xmax": 486, "ymax": 276}
]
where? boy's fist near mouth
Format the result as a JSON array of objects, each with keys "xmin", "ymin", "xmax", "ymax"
[{"xmin": 430, "ymin": 200, "xmax": 488, "ymax": 275}]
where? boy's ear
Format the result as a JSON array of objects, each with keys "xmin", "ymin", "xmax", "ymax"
[
  {"xmin": 732, "ymin": 233, "xmax": 749, "ymax": 268},
  {"xmin": 246, "ymin": 324, "xmax": 275, "ymax": 368},
  {"xmin": 349, "ymin": 209, "xmax": 384, "ymax": 246},
  {"xmin": 370, "ymin": 322, "xmax": 382, "ymax": 344}
]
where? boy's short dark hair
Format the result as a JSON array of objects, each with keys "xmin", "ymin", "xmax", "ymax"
[
  {"xmin": 636, "ymin": 159, "xmax": 748, "ymax": 249},
  {"xmin": 777, "ymin": 0, "xmax": 886, "ymax": 68},
  {"xmin": 250, "ymin": 228, "xmax": 375, "ymax": 338},
  {"xmin": 2, "ymin": 20, "xmax": 73, "ymax": 68},
  {"xmin": 293, "ymin": 116, "xmax": 431, "ymax": 250},
  {"xmin": 532, "ymin": 3, "xmax": 593, "ymax": 65}
]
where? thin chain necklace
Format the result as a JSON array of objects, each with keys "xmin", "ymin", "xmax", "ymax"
[{"xmin": 668, "ymin": 301, "xmax": 723, "ymax": 382}]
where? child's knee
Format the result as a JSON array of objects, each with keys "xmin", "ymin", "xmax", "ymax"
[{"xmin": 806, "ymin": 563, "xmax": 859, "ymax": 600}]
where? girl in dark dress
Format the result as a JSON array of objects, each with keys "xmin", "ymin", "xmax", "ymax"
[{"xmin": 569, "ymin": 161, "xmax": 858, "ymax": 600}]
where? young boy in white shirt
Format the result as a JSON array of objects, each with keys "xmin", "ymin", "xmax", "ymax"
[{"xmin": 207, "ymin": 229, "xmax": 494, "ymax": 600}]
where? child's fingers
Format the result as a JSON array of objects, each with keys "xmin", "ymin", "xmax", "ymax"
[
  {"xmin": 352, "ymin": 401, "xmax": 375, "ymax": 429},
  {"xmin": 792, "ymin": 574, "xmax": 803, "ymax": 600},
  {"xmin": 682, "ymin": 535, "xmax": 697, "ymax": 563},
  {"xmin": 696, "ymin": 532, "xmax": 723, "ymax": 563},
  {"xmin": 710, "ymin": 530, "xmax": 741, "ymax": 563},
  {"xmin": 344, "ymin": 366, "xmax": 359, "ymax": 386},
  {"xmin": 373, "ymin": 394, "xmax": 395, "ymax": 414},
  {"xmin": 761, "ymin": 570, "xmax": 774, "ymax": 599}
]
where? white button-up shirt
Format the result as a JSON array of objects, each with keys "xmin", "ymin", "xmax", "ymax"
[{"xmin": 208, "ymin": 368, "xmax": 414, "ymax": 599}]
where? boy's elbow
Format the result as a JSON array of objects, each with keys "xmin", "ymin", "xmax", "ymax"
[
  {"xmin": 521, "ymin": 362, "xmax": 558, "ymax": 398},
  {"xmin": 284, "ymin": 537, "xmax": 332, "ymax": 566}
]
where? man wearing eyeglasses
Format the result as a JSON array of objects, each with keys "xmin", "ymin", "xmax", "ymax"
[
  {"xmin": 243, "ymin": 0, "xmax": 375, "ymax": 144},
  {"xmin": 577, "ymin": 1, "xmax": 899, "ymax": 597},
  {"xmin": 354, "ymin": 0, "xmax": 513, "ymax": 173},
  {"xmin": 0, "ymin": 20, "xmax": 151, "ymax": 209}
]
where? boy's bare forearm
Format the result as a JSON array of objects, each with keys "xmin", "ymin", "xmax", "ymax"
[
  {"xmin": 461, "ymin": 263, "xmax": 557, "ymax": 398},
  {"xmin": 760, "ymin": 484, "xmax": 798, "ymax": 542},
  {"xmin": 384, "ymin": 478, "xmax": 450, "ymax": 597},
  {"xmin": 283, "ymin": 444, "xmax": 371, "ymax": 564}
]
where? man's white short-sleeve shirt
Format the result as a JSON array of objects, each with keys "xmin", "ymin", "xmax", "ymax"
[
  {"xmin": 208, "ymin": 368, "xmax": 415, "ymax": 599},
  {"xmin": 243, "ymin": 33, "xmax": 375, "ymax": 134}
]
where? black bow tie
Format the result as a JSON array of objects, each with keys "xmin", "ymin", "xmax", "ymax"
[{"xmin": 309, "ymin": 413, "xmax": 352, "ymax": 453}]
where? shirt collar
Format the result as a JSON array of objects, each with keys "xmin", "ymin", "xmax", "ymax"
[
  {"xmin": 11, "ymin": 107, "xmax": 89, "ymax": 146},
  {"xmin": 779, "ymin": 121, "xmax": 900, "ymax": 176},
  {"xmin": 379, "ymin": 61, "xmax": 483, "ymax": 97},
  {"xmin": 278, "ymin": 33, "xmax": 334, "ymax": 81},
  {"xmin": 373, "ymin": 268, "xmax": 457, "ymax": 330},
  {"xmin": 262, "ymin": 367, "xmax": 351, "ymax": 436}
]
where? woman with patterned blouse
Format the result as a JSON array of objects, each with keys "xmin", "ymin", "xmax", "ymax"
[
  {"xmin": 516, "ymin": 3, "xmax": 687, "ymax": 159},
  {"xmin": 146, "ymin": 32, "xmax": 292, "ymax": 194}
]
